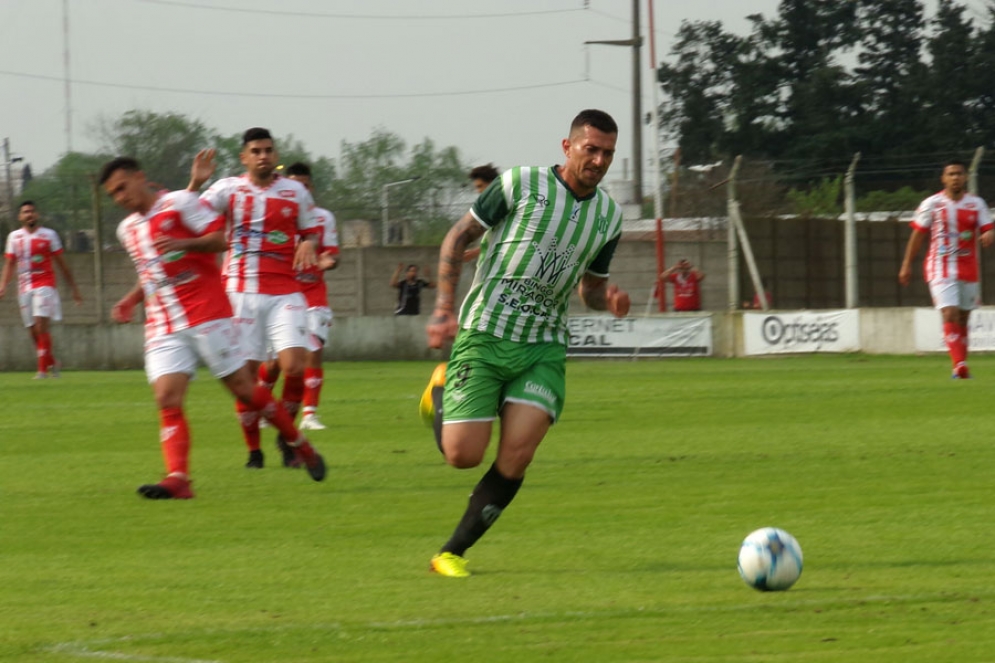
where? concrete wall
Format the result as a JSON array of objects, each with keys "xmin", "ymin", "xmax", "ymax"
[{"xmin": 0, "ymin": 308, "xmax": 946, "ymax": 371}]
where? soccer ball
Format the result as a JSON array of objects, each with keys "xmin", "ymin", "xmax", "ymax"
[{"xmin": 737, "ymin": 527, "xmax": 803, "ymax": 591}]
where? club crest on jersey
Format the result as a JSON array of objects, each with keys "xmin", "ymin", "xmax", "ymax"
[
  {"xmin": 597, "ymin": 214, "xmax": 610, "ymax": 233},
  {"xmin": 531, "ymin": 237, "xmax": 578, "ymax": 284}
]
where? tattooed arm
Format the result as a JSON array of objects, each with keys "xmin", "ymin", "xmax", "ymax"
[{"xmin": 426, "ymin": 212, "xmax": 486, "ymax": 348}]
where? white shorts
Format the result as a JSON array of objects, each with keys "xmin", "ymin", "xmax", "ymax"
[
  {"xmin": 229, "ymin": 292, "xmax": 309, "ymax": 361},
  {"xmin": 929, "ymin": 280, "xmax": 980, "ymax": 311},
  {"xmin": 19, "ymin": 286, "xmax": 62, "ymax": 327},
  {"xmin": 144, "ymin": 318, "xmax": 246, "ymax": 384},
  {"xmin": 306, "ymin": 306, "xmax": 333, "ymax": 352}
]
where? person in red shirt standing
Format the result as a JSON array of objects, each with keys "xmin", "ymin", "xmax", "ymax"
[
  {"xmin": 189, "ymin": 128, "xmax": 321, "ymax": 469},
  {"xmin": 99, "ymin": 156, "xmax": 326, "ymax": 499},
  {"xmin": 899, "ymin": 159, "xmax": 995, "ymax": 379},
  {"xmin": 660, "ymin": 259, "xmax": 705, "ymax": 312},
  {"xmin": 0, "ymin": 201, "xmax": 83, "ymax": 378}
]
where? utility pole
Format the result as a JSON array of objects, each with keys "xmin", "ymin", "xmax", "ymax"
[
  {"xmin": 585, "ymin": 0, "xmax": 643, "ymax": 205},
  {"xmin": 3, "ymin": 138, "xmax": 23, "ymax": 237}
]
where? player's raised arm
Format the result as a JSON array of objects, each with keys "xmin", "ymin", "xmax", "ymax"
[{"xmin": 187, "ymin": 148, "xmax": 216, "ymax": 191}]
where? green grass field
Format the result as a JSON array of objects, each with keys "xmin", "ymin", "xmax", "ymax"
[{"xmin": 2, "ymin": 354, "xmax": 995, "ymax": 662}]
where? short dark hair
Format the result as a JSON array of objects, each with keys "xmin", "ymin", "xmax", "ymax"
[
  {"xmin": 943, "ymin": 159, "xmax": 968, "ymax": 172},
  {"xmin": 99, "ymin": 156, "xmax": 142, "ymax": 185},
  {"xmin": 242, "ymin": 127, "xmax": 273, "ymax": 145},
  {"xmin": 571, "ymin": 109, "xmax": 618, "ymax": 136},
  {"xmin": 469, "ymin": 164, "xmax": 499, "ymax": 183},
  {"xmin": 18, "ymin": 200, "xmax": 36, "ymax": 211},
  {"xmin": 284, "ymin": 162, "xmax": 311, "ymax": 178}
]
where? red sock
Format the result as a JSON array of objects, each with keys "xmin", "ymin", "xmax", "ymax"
[
  {"xmin": 43, "ymin": 333, "xmax": 57, "ymax": 369},
  {"xmin": 303, "ymin": 368, "xmax": 323, "ymax": 413},
  {"xmin": 281, "ymin": 374, "xmax": 305, "ymax": 420},
  {"xmin": 960, "ymin": 323, "xmax": 969, "ymax": 362},
  {"xmin": 236, "ymin": 399, "xmax": 261, "ymax": 451},
  {"xmin": 257, "ymin": 363, "xmax": 280, "ymax": 390},
  {"xmin": 36, "ymin": 333, "xmax": 50, "ymax": 373},
  {"xmin": 159, "ymin": 407, "xmax": 191, "ymax": 476},
  {"xmin": 943, "ymin": 322, "xmax": 967, "ymax": 367},
  {"xmin": 248, "ymin": 385, "xmax": 302, "ymax": 444}
]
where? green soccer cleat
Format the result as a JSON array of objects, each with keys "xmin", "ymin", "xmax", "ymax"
[
  {"xmin": 419, "ymin": 363, "xmax": 447, "ymax": 428},
  {"xmin": 430, "ymin": 552, "xmax": 470, "ymax": 578}
]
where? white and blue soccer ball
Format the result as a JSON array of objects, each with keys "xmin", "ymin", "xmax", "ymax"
[{"xmin": 737, "ymin": 527, "xmax": 803, "ymax": 591}]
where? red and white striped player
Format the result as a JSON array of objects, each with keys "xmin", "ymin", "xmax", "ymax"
[
  {"xmin": 257, "ymin": 162, "xmax": 340, "ymax": 431},
  {"xmin": 0, "ymin": 201, "xmax": 83, "ymax": 378},
  {"xmin": 188, "ymin": 128, "xmax": 321, "ymax": 469},
  {"xmin": 900, "ymin": 159, "xmax": 995, "ymax": 378},
  {"xmin": 100, "ymin": 156, "xmax": 326, "ymax": 500}
]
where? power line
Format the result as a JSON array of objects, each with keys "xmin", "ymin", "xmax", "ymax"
[
  {"xmin": 134, "ymin": 0, "xmax": 586, "ymax": 20},
  {"xmin": 0, "ymin": 68, "xmax": 585, "ymax": 99}
]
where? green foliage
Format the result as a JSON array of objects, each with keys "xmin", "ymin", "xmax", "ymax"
[
  {"xmin": 785, "ymin": 175, "xmax": 842, "ymax": 216},
  {"xmin": 3, "ymin": 356, "xmax": 995, "ymax": 661},
  {"xmin": 857, "ymin": 185, "xmax": 931, "ymax": 212},
  {"xmin": 656, "ymin": 1, "xmax": 993, "ymax": 169},
  {"xmin": 14, "ymin": 110, "xmax": 470, "ymax": 246}
]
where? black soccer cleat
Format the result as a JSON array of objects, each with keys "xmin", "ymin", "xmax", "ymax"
[{"xmin": 245, "ymin": 449, "xmax": 264, "ymax": 469}]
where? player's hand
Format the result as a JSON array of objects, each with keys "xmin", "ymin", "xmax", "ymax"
[
  {"xmin": 111, "ymin": 299, "xmax": 135, "ymax": 323},
  {"xmin": 982, "ymin": 229, "xmax": 995, "ymax": 248},
  {"xmin": 72, "ymin": 289, "xmax": 83, "ymax": 306},
  {"xmin": 188, "ymin": 148, "xmax": 216, "ymax": 191},
  {"xmin": 462, "ymin": 247, "xmax": 481, "ymax": 263},
  {"xmin": 153, "ymin": 236, "xmax": 182, "ymax": 254},
  {"xmin": 0, "ymin": 285, "xmax": 6, "ymax": 299},
  {"xmin": 427, "ymin": 308, "xmax": 458, "ymax": 349},
  {"xmin": 606, "ymin": 284, "xmax": 630, "ymax": 318},
  {"xmin": 293, "ymin": 238, "xmax": 318, "ymax": 270},
  {"xmin": 898, "ymin": 264, "xmax": 911, "ymax": 286}
]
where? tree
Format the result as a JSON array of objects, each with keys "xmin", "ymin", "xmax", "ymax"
[
  {"xmin": 329, "ymin": 129, "xmax": 470, "ymax": 243},
  {"xmin": 656, "ymin": 21, "xmax": 741, "ymax": 163},
  {"xmin": 96, "ymin": 110, "xmax": 217, "ymax": 190},
  {"xmin": 852, "ymin": 0, "xmax": 928, "ymax": 154}
]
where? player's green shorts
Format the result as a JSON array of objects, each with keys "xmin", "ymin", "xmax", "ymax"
[{"xmin": 443, "ymin": 330, "xmax": 567, "ymax": 424}]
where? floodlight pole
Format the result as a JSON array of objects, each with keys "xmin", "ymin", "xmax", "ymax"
[{"xmin": 381, "ymin": 177, "xmax": 421, "ymax": 246}]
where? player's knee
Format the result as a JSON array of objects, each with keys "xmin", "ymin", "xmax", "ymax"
[
  {"xmin": 443, "ymin": 446, "xmax": 484, "ymax": 469},
  {"xmin": 441, "ymin": 437, "xmax": 487, "ymax": 469}
]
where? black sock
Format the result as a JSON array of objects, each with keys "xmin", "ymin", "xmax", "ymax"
[
  {"xmin": 441, "ymin": 463, "xmax": 523, "ymax": 556},
  {"xmin": 432, "ymin": 386, "xmax": 444, "ymax": 453}
]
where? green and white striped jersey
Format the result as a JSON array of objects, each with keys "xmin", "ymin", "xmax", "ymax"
[{"xmin": 460, "ymin": 165, "xmax": 624, "ymax": 345}]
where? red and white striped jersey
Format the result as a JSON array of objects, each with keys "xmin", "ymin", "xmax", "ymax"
[
  {"xmin": 4, "ymin": 226, "xmax": 64, "ymax": 295},
  {"xmin": 200, "ymin": 175, "xmax": 319, "ymax": 295},
  {"xmin": 117, "ymin": 190, "xmax": 231, "ymax": 340},
  {"xmin": 296, "ymin": 206, "xmax": 340, "ymax": 308},
  {"xmin": 912, "ymin": 191, "xmax": 993, "ymax": 283}
]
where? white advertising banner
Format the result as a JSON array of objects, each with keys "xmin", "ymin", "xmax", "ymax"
[
  {"xmin": 743, "ymin": 310, "xmax": 861, "ymax": 355},
  {"xmin": 566, "ymin": 315, "xmax": 712, "ymax": 357},
  {"xmin": 913, "ymin": 307, "xmax": 995, "ymax": 352}
]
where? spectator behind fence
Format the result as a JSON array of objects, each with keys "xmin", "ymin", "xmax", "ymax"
[
  {"xmin": 391, "ymin": 263, "xmax": 435, "ymax": 315},
  {"xmin": 660, "ymin": 258, "xmax": 704, "ymax": 312},
  {"xmin": 743, "ymin": 277, "xmax": 773, "ymax": 310}
]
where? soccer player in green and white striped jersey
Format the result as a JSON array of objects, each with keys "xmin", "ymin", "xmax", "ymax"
[{"xmin": 424, "ymin": 109, "xmax": 631, "ymax": 578}]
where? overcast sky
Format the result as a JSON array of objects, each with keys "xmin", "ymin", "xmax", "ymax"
[{"xmin": 0, "ymin": 0, "xmax": 960, "ymax": 191}]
